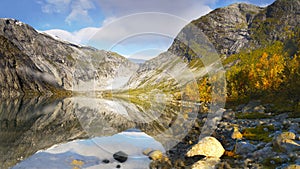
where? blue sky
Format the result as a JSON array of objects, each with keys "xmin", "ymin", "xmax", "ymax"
[{"xmin": 0, "ymin": 0, "xmax": 275, "ymax": 59}]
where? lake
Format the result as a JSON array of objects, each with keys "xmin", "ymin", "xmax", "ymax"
[{"xmin": 0, "ymin": 96, "xmax": 198, "ymax": 169}]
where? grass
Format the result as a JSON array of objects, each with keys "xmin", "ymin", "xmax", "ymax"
[
  {"xmin": 262, "ymin": 156, "xmax": 287, "ymax": 169},
  {"xmin": 236, "ymin": 112, "xmax": 271, "ymax": 119},
  {"xmin": 288, "ymin": 111, "xmax": 300, "ymax": 118},
  {"xmin": 66, "ymin": 55, "xmax": 75, "ymax": 62},
  {"xmin": 242, "ymin": 125, "xmax": 275, "ymax": 142}
]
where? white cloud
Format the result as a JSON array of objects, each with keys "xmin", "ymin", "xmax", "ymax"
[
  {"xmin": 43, "ymin": 27, "xmax": 99, "ymax": 44},
  {"xmin": 41, "ymin": 0, "xmax": 214, "ymax": 58},
  {"xmin": 41, "ymin": 0, "xmax": 71, "ymax": 13},
  {"xmin": 40, "ymin": 0, "xmax": 95, "ymax": 24},
  {"xmin": 65, "ymin": 0, "xmax": 95, "ymax": 25}
]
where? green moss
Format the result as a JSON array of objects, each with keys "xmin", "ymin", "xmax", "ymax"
[
  {"xmin": 66, "ymin": 55, "xmax": 75, "ymax": 62},
  {"xmin": 236, "ymin": 112, "xmax": 271, "ymax": 119},
  {"xmin": 288, "ymin": 111, "xmax": 300, "ymax": 118},
  {"xmin": 262, "ymin": 156, "xmax": 287, "ymax": 169},
  {"xmin": 242, "ymin": 125, "xmax": 275, "ymax": 142}
]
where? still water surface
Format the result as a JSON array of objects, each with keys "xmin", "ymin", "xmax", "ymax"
[{"xmin": 0, "ymin": 96, "xmax": 196, "ymax": 169}]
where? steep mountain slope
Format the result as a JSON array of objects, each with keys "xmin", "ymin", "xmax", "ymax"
[
  {"xmin": 169, "ymin": 0, "xmax": 300, "ymax": 59},
  {"xmin": 0, "ymin": 35, "xmax": 59, "ymax": 97},
  {"xmin": 128, "ymin": 0, "xmax": 300, "ymax": 91},
  {"xmin": 169, "ymin": 3, "xmax": 263, "ymax": 57},
  {"xmin": 0, "ymin": 19, "xmax": 138, "ymax": 96},
  {"xmin": 249, "ymin": 0, "xmax": 300, "ymax": 50}
]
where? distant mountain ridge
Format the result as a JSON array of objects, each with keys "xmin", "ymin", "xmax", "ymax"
[{"xmin": 0, "ymin": 18, "xmax": 138, "ymax": 97}]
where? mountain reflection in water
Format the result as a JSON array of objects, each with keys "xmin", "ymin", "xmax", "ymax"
[{"xmin": 0, "ymin": 96, "xmax": 197, "ymax": 168}]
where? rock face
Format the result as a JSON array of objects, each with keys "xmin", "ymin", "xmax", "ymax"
[
  {"xmin": 0, "ymin": 35, "xmax": 57, "ymax": 97},
  {"xmin": 186, "ymin": 136, "xmax": 225, "ymax": 158},
  {"xmin": 169, "ymin": 3, "xmax": 263, "ymax": 57},
  {"xmin": 169, "ymin": 0, "xmax": 300, "ymax": 59},
  {"xmin": 0, "ymin": 18, "xmax": 138, "ymax": 96}
]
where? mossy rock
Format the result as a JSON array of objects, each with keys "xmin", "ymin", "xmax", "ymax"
[
  {"xmin": 242, "ymin": 125, "xmax": 275, "ymax": 142},
  {"xmin": 236, "ymin": 112, "xmax": 271, "ymax": 119}
]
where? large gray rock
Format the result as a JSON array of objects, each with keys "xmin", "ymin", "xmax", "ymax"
[
  {"xmin": 235, "ymin": 141, "xmax": 256, "ymax": 155},
  {"xmin": 187, "ymin": 136, "xmax": 225, "ymax": 158},
  {"xmin": 252, "ymin": 147, "xmax": 276, "ymax": 161}
]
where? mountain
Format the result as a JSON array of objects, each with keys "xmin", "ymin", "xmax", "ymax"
[
  {"xmin": 169, "ymin": 0, "xmax": 300, "ymax": 58},
  {"xmin": 169, "ymin": 3, "xmax": 263, "ymax": 57},
  {"xmin": 127, "ymin": 0, "xmax": 300, "ymax": 95},
  {"xmin": 1, "ymin": 0, "xmax": 299, "ymax": 100},
  {"xmin": 0, "ymin": 19, "xmax": 138, "ymax": 97}
]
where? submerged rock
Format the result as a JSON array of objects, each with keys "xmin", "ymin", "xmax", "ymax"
[
  {"xmin": 113, "ymin": 151, "xmax": 128, "ymax": 163},
  {"xmin": 187, "ymin": 137, "xmax": 225, "ymax": 158}
]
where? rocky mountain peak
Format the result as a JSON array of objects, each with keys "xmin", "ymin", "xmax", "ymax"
[
  {"xmin": 267, "ymin": 0, "xmax": 300, "ymax": 16},
  {"xmin": 169, "ymin": 0, "xmax": 300, "ymax": 59},
  {"xmin": 248, "ymin": 0, "xmax": 300, "ymax": 47},
  {"xmin": 169, "ymin": 2, "xmax": 263, "ymax": 57},
  {"xmin": 0, "ymin": 18, "xmax": 139, "ymax": 96}
]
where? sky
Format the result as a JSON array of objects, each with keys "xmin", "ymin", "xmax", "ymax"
[{"xmin": 0, "ymin": 0, "xmax": 275, "ymax": 60}]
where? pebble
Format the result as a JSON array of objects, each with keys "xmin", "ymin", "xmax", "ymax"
[
  {"xmin": 148, "ymin": 150, "xmax": 163, "ymax": 161},
  {"xmin": 231, "ymin": 126, "xmax": 243, "ymax": 140},
  {"xmin": 102, "ymin": 159, "xmax": 110, "ymax": 164}
]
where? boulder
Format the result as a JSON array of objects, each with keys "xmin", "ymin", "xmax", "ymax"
[
  {"xmin": 273, "ymin": 132, "xmax": 300, "ymax": 153},
  {"xmin": 148, "ymin": 150, "xmax": 163, "ymax": 161},
  {"xmin": 113, "ymin": 151, "xmax": 128, "ymax": 163},
  {"xmin": 235, "ymin": 141, "xmax": 256, "ymax": 155},
  {"xmin": 284, "ymin": 164, "xmax": 300, "ymax": 169},
  {"xmin": 143, "ymin": 149, "xmax": 168, "ymax": 162},
  {"xmin": 252, "ymin": 147, "xmax": 276, "ymax": 161},
  {"xmin": 191, "ymin": 157, "xmax": 220, "ymax": 169},
  {"xmin": 187, "ymin": 137, "xmax": 225, "ymax": 158}
]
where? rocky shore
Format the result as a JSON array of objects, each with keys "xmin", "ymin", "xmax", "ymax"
[{"xmin": 144, "ymin": 100, "xmax": 300, "ymax": 169}]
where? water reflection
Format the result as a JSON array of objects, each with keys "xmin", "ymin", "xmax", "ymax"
[
  {"xmin": 0, "ymin": 96, "xmax": 85, "ymax": 169},
  {"xmin": 0, "ymin": 96, "xmax": 198, "ymax": 168},
  {"xmin": 13, "ymin": 131, "xmax": 165, "ymax": 169}
]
